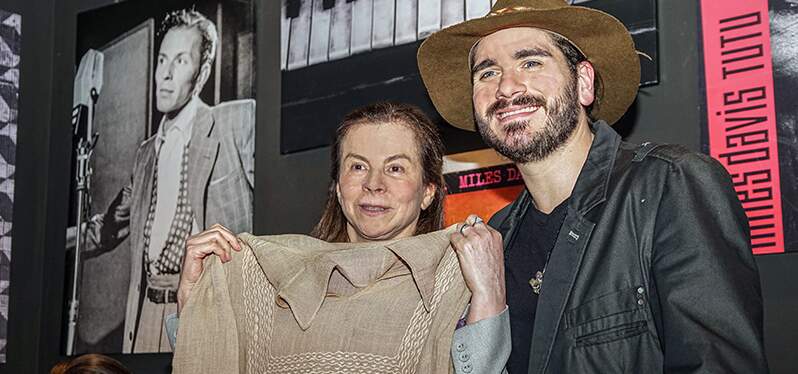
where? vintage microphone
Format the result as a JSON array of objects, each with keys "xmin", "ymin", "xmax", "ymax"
[{"xmin": 66, "ymin": 49, "xmax": 104, "ymax": 356}]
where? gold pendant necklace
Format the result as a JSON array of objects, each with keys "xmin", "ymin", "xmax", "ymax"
[{"xmin": 529, "ymin": 269, "xmax": 545, "ymax": 295}]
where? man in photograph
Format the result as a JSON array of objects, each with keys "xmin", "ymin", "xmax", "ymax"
[
  {"xmin": 83, "ymin": 8, "xmax": 254, "ymax": 353},
  {"xmin": 418, "ymin": 0, "xmax": 768, "ymax": 372}
]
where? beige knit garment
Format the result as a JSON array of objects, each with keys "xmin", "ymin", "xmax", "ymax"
[{"xmin": 172, "ymin": 227, "xmax": 470, "ymax": 373}]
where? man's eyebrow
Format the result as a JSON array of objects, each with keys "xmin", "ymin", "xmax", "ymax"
[
  {"xmin": 470, "ymin": 47, "xmax": 553, "ymax": 76},
  {"xmin": 514, "ymin": 47, "xmax": 553, "ymax": 60},
  {"xmin": 471, "ymin": 58, "xmax": 497, "ymax": 75},
  {"xmin": 157, "ymin": 51, "xmax": 192, "ymax": 59}
]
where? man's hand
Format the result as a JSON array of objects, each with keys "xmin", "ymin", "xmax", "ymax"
[
  {"xmin": 177, "ymin": 223, "xmax": 241, "ymax": 315},
  {"xmin": 450, "ymin": 214, "xmax": 507, "ymax": 324}
]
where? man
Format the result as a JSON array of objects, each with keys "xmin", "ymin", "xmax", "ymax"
[
  {"xmin": 84, "ymin": 9, "xmax": 254, "ymax": 353},
  {"xmin": 418, "ymin": 0, "xmax": 768, "ymax": 372}
]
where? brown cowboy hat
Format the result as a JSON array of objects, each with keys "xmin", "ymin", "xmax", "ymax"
[{"xmin": 417, "ymin": 0, "xmax": 640, "ymax": 131}]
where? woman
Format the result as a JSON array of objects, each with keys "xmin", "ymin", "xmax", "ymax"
[{"xmin": 172, "ymin": 102, "xmax": 507, "ymax": 372}]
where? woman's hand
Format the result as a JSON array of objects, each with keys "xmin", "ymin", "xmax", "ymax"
[
  {"xmin": 177, "ymin": 223, "xmax": 241, "ymax": 315},
  {"xmin": 450, "ymin": 214, "xmax": 507, "ymax": 324}
]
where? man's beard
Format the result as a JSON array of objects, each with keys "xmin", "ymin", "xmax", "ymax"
[{"xmin": 475, "ymin": 77, "xmax": 581, "ymax": 164}]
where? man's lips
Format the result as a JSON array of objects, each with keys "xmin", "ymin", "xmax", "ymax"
[
  {"xmin": 495, "ymin": 105, "xmax": 540, "ymax": 122},
  {"xmin": 158, "ymin": 88, "xmax": 174, "ymax": 95}
]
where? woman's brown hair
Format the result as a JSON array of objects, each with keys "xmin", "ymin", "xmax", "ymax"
[
  {"xmin": 50, "ymin": 353, "xmax": 131, "ymax": 374},
  {"xmin": 311, "ymin": 102, "xmax": 446, "ymax": 242}
]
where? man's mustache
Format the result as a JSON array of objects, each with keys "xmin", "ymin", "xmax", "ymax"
[{"xmin": 486, "ymin": 95, "xmax": 547, "ymax": 119}]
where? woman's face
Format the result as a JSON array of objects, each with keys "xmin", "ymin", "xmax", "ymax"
[{"xmin": 337, "ymin": 121, "xmax": 436, "ymax": 242}]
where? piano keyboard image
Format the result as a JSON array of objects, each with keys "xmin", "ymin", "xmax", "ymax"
[
  {"xmin": 282, "ymin": 0, "xmax": 498, "ymax": 70},
  {"xmin": 281, "ymin": 0, "xmax": 658, "ymax": 154}
]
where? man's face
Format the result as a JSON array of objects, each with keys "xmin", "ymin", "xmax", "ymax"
[
  {"xmin": 155, "ymin": 27, "xmax": 203, "ymax": 115},
  {"xmin": 471, "ymin": 27, "xmax": 583, "ymax": 163}
]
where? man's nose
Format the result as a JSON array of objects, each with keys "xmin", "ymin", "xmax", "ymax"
[
  {"xmin": 496, "ymin": 70, "xmax": 525, "ymax": 100},
  {"xmin": 158, "ymin": 62, "xmax": 174, "ymax": 81}
]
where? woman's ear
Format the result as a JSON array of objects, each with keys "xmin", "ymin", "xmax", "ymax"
[{"xmin": 421, "ymin": 184, "xmax": 436, "ymax": 210}]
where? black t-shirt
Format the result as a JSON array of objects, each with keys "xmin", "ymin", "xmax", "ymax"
[{"xmin": 505, "ymin": 199, "xmax": 569, "ymax": 374}]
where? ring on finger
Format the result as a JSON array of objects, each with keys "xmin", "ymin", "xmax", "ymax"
[
  {"xmin": 472, "ymin": 216, "xmax": 484, "ymax": 225},
  {"xmin": 459, "ymin": 223, "xmax": 471, "ymax": 235}
]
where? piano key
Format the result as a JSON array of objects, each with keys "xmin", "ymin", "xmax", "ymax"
[
  {"xmin": 328, "ymin": 0, "xmax": 353, "ymax": 60},
  {"xmin": 442, "ymin": 0, "xmax": 465, "ymax": 28},
  {"xmin": 372, "ymin": 0, "xmax": 396, "ymax": 49},
  {"xmin": 287, "ymin": 0, "xmax": 313, "ymax": 70},
  {"xmin": 323, "ymin": 0, "xmax": 336, "ymax": 10},
  {"xmin": 281, "ymin": 0, "xmax": 290, "ymax": 70},
  {"xmin": 395, "ymin": 0, "xmax": 418, "ymax": 45},
  {"xmin": 350, "ymin": 0, "xmax": 373, "ymax": 54},
  {"xmin": 466, "ymin": 0, "xmax": 491, "ymax": 20},
  {"xmin": 287, "ymin": 0, "xmax": 301, "ymax": 18},
  {"xmin": 418, "ymin": 0, "xmax": 441, "ymax": 38},
  {"xmin": 309, "ymin": 0, "xmax": 332, "ymax": 65}
]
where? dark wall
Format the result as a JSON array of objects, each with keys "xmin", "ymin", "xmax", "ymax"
[{"xmin": 2, "ymin": 0, "xmax": 795, "ymax": 373}]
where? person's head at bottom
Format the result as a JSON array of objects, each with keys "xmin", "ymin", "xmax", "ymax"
[
  {"xmin": 312, "ymin": 102, "xmax": 446, "ymax": 243},
  {"xmin": 50, "ymin": 353, "xmax": 131, "ymax": 374}
]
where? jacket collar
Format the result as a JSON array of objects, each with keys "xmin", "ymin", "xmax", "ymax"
[
  {"xmin": 504, "ymin": 120, "xmax": 621, "ymax": 226},
  {"xmin": 239, "ymin": 228, "xmax": 453, "ymax": 330},
  {"xmin": 156, "ymin": 96, "xmax": 199, "ymax": 147},
  {"xmin": 568, "ymin": 120, "xmax": 621, "ymax": 215},
  {"xmin": 187, "ymin": 100, "xmax": 218, "ymax": 228}
]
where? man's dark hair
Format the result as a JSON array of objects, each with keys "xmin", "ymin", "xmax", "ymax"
[
  {"xmin": 160, "ymin": 9, "xmax": 218, "ymax": 71},
  {"xmin": 548, "ymin": 32, "xmax": 603, "ymax": 119}
]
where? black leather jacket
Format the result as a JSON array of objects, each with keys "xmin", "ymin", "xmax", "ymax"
[{"xmin": 490, "ymin": 121, "xmax": 768, "ymax": 373}]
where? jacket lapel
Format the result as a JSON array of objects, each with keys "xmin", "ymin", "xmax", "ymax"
[
  {"xmin": 530, "ymin": 122, "xmax": 621, "ymax": 373},
  {"xmin": 528, "ymin": 213, "xmax": 594, "ymax": 373},
  {"xmin": 188, "ymin": 102, "xmax": 219, "ymax": 229},
  {"xmin": 131, "ymin": 139, "xmax": 157, "ymax": 254}
]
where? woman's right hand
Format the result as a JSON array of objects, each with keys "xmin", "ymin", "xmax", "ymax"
[
  {"xmin": 177, "ymin": 223, "xmax": 242, "ymax": 315},
  {"xmin": 450, "ymin": 214, "xmax": 506, "ymax": 324}
]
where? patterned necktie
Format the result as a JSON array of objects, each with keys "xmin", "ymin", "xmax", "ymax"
[{"xmin": 141, "ymin": 144, "xmax": 195, "ymax": 276}]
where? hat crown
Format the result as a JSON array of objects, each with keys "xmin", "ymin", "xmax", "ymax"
[{"xmin": 490, "ymin": 0, "xmax": 569, "ymax": 14}]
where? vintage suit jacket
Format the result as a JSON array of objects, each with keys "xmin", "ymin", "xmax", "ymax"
[
  {"xmin": 455, "ymin": 121, "xmax": 767, "ymax": 373},
  {"xmin": 87, "ymin": 99, "xmax": 255, "ymax": 353}
]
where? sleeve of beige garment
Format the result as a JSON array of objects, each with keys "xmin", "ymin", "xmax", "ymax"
[
  {"xmin": 451, "ymin": 308, "xmax": 511, "ymax": 374},
  {"xmin": 172, "ymin": 254, "xmax": 240, "ymax": 374}
]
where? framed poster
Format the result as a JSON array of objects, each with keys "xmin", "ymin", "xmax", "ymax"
[
  {"xmin": 699, "ymin": 0, "xmax": 797, "ymax": 254},
  {"xmin": 443, "ymin": 149, "xmax": 523, "ymax": 226},
  {"xmin": 66, "ymin": 0, "xmax": 256, "ymax": 354}
]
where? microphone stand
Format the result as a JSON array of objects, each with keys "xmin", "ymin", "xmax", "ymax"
[{"xmin": 66, "ymin": 88, "xmax": 99, "ymax": 356}]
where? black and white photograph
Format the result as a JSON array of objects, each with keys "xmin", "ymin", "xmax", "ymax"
[
  {"xmin": 0, "ymin": 8, "xmax": 21, "ymax": 364},
  {"xmin": 65, "ymin": 0, "xmax": 256, "ymax": 355},
  {"xmin": 769, "ymin": 0, "xmax": 798, "ymax": 252},
  {"xmin": 279, "ymin": 0, "xmax": 657, "ymax": 155}
]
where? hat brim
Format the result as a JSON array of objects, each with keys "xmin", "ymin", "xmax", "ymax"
[{"xmin": 417, "ymin": 6, "xmax": 640, "ymax": 131}]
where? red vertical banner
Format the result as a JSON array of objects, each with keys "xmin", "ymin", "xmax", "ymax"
[{"xmin": 700, "ymin": 0, "xmax": 784, "ymax": 254}]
